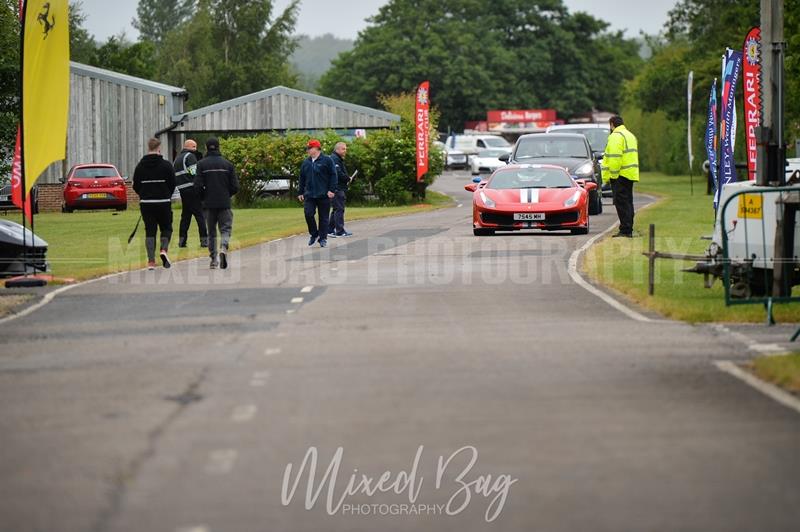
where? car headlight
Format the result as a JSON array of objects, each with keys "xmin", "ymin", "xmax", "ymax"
[
  {"xmin": 574, "ymin": 161, "xmax": 593, "ymax": 177},
  {"xmin": 564, "ymin": 190, "xmax": 581, "ymax": 207},
  {"xmin": 480, "ymin": 190, "xmax": 496, "ymax": 208}
]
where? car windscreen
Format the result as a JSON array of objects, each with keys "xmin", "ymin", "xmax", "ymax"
[
  {"xmin": 514, "ymin": 137, "xmax": 589, "ymax": 159},
  {"xmin": 488, "ymin": 168, "xmax": 574, "ymax": 189},
  {"xmin": 483, "ymin": 137, "xmax": 510, "ymax": 148},
  {"xmin": 73, "ymin": 167, "xmax": 118, "ymax": 178},
  {"xmin": 477, "ymin": 149, "xmax": 507, "ymax": 158},
  {"xmin": 567, "ymin": 129, "xmax": 609, "ymax": 151}
]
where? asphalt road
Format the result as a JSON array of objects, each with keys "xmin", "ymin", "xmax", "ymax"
[{"xmin": 1, "ymin": 170, "xmax": 799, "ymax": 532}]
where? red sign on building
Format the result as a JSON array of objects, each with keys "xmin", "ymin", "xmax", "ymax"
[{"xmin": 487, "ymin": 109, "xmax": 557, "ymax": 123}]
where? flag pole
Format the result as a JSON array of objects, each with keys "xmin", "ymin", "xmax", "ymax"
[
  {"xmin": 6, "ymin": 0, "xmax": 47, "ymax": 288},
  {"xmin": 19, "ymin": 0, "xmax": 28, "ymax": 279}
]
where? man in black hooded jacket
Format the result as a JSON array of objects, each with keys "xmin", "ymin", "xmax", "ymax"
[
  {"xmin": 195, "ymin": 137, "xmax": 239, "ymax": 269},
  {"xmin": 133, "ymin": 138, "xmax": 176, "ymax": 269}
]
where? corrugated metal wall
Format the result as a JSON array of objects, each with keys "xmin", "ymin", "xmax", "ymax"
[
  {"xmin": 177, "ymin": 91, "xmax": 397, "ymax": 133},
  {"xmin": 38, "ymin": 72, "xmax": 181, "ymax": 184}
]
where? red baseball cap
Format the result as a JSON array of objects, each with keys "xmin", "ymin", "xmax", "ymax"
[{"xmin": 307, "ymin": 139, "xmax": 321, "ymax": 149}]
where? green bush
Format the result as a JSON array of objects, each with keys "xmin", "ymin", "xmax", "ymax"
[{"xmin": 219, "ymin": 94, "xmax": 444, "ymax": 207}]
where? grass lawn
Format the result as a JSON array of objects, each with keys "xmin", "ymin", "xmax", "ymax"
[
  {"xmin": 26, "ymin": 191, "xmax": 452, "ymax": 281},
  {"xmin": 749, "ymin": 353, "xmax": 800, "ymax": 394},
  {"xmin": 584, "ymin": 172, "xmax": 800, "ymax": 323}
]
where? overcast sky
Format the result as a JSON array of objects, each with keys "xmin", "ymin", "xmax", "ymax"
[{"xmin": 78, "ymin": 0, "xmax": 677, "ymax": 42}]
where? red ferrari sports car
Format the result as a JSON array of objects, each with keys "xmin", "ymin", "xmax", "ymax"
[
  {"xmin": 465, "ymin": 164, "xmax": 596, "ymax": 236},
  {"xmin": 62, "ymin": 163, "xmax": 128, "ymax": 213}
]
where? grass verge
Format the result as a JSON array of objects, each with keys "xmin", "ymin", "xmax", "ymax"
[
  {"xmin": 0, "ymin": 294, "xmax": 34, "ymax": 317},
  {"xmin": 749, "ymin": 353, "xmax": 800, "ymax": 394},
  {"xmin": 25, "ymin": 191, "xmax": 453, "ymax": 281},
  {"xmin": 583, "ymin": 172, "xmax": 799, "ymax": 323}
]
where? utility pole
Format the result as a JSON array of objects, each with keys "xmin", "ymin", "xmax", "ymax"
[
  {"xmin": 759, "ymin": 0, "xmax": 795, "ymax": 298},
  {"xmin": 757, "ymin": 0, "xmax": 785, "ymax": 187}
]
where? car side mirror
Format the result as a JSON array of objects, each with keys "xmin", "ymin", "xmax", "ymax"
[
  {"xmin": 472, "ymin": 177, "xmax": 482, "ymax": 183},
  {"xmin": 575, "ymin": 179, "xmax": 586, "ymax": 187},
  {"xmin": 593, "ymin": 151, "xmax": 604, "ymax": 161},
  {"xmin": 464, "ymin": 184, "xmax": 478, "ymax": 192},
  {"xmin": 498, "ymin": 153, "xmax": 510, "ymax": 163},
  {"xmin": 59, "ymin": 177, "xmax": 65, "ymax": 184}
]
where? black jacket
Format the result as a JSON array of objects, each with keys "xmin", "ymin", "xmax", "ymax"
[
  {"xmin": 330, "ymin": 152, "xmax": 349, "ymax": 191},
  {"xmin": 133, "ymin": 154, "xmax": 176, "ymax": 203},
  {"xmin": 195, "ymin": 150, "xmax": 239, "ymax": 209},
  {"xmin": 173, "ymin": 149, "xmax": 199, "ymax": 190}
]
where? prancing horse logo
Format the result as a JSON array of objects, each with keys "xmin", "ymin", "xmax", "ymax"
[{"xmin": 37, "ymin": 2, "xmax": 55, "ymax": 40}]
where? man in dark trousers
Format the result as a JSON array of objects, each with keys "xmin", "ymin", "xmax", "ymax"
[
  {"xmin": 327, "ymin": 141, "xmax": 353, "ymax": 238},
  {"xmin": 173, "ymin": 139, "xmax": 208, "ymax": 248},
  {"xmin": 298, "ymin": 139, "xmax": 336, "ymax": 248},
  {"xmin": 601, "ymin": 115, "xmax": 640, "ymax": 238},
  {"xmin": 195, "ymin": 137, "xmax": 239, "ymax": 269},
  {"xmin": 133, "ymin": 137, "xmax": 176, "ymax": 270}
]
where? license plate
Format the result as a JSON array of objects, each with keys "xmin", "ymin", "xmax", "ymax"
[
  {"xmin": 514, "ymin": 213, "xmax": 545, "ymax": 221},
  {"xmin": 0, "ymin": 195, "xmax": 8, "ymax": 202},
  {"xmin": 86, "ymin": 193, "xmax": 107, "ymax": 199}
]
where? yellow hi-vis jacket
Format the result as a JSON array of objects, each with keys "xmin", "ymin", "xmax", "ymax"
[{"xmin": 601, "ymin": 125, "xmax": 639, "ymax": 182}]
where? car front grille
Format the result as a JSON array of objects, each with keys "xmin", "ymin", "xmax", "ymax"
[{"xmin": 480, "ymin": 211, "xmax": 579, "ymax": 226}]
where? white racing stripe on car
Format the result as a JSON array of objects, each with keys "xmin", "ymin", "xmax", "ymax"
[
  {"xmin": 519, "ymin": 189, "xmax": 527, "ymax": 204},
  {"xmin": 531, "ymin": 189, "xmax": 539, "ymax": 204}
]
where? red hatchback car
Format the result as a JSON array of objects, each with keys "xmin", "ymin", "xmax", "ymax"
[{"xmin": 62, "ymin": 164, "xmax": 128, "ymax": 213}]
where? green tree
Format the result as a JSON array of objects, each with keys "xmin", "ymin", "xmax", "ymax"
[
  {"xmin": 69, "ymin": 1, "xmax": 97, "ymax": 63},
  {"xmin": 92, "ymin": 36, "xmax": 158, "ymax": 79},
  {"xmin": 158, "ymin": 0, "xmax": 299, "ymax": 109},
  {"xmin": 318, "ymin": 0, "xmax": 641, "ymax": 129},
  {"xmin": 628, "ymin": 0, "xmax": 800, "ymax": 169},
  {"xmin": 0, "ymin": 0, "xmax": 20, "ymax": 175},
  {"xmin": 133, "ymin": 0, "xmax": 195, "ymax": 45}
]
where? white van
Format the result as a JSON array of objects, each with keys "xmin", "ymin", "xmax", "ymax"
[{"xmin": 448, "ymin": 134, "xmax": 512, "ymax": 159}]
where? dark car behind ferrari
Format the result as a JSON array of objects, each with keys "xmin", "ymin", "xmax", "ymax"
[{"xmin": 500, "ymin": 133, "xmax": 603, "ymax": 215}]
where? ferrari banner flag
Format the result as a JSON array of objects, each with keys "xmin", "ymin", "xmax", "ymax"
[
  {"xmin": 717, "ymin": 48, "xmax": 742, "ymax": 209},
  {"xmin": 743, "ymin": 26, "xmax": 761, "ymax": 181},
  {"xmin": 10, "ymin": 126, "xmax": 32, "ymax": 222},
  {"xmin": 415, "ymin": 81, "xmax": 430, "ymax": 182},
  {"xmin": 22, "ymin": 0, "xmax": 70, "ymax": 197},
  {"xmin": 705, "ymin": 80, "xmax": 718, "ymax": 206}
]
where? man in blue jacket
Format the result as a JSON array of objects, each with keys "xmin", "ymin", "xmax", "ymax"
[{"xmin": 298, "ymin": 139, "xmax": 336, "ymax": 248}]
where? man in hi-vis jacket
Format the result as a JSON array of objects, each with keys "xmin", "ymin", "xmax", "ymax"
[{"xmin": 173, "ymin": 139, "xmax": 208, "ymax": 248}]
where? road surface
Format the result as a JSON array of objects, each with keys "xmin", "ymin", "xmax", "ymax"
[{"xmin": 1, "ymin": 170, "xmax": 799, "ymax": 532}]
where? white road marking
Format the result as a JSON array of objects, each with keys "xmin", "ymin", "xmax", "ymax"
[
  {"xmin": 0, "ymin": 233, "xmax": 309, "ymax": 326},
  {"xmin": 0, "ymin": 269, "xmax": 127, "ymax": 326},
  {"xmin": 567, "ymin": 221, "xmax": 652, "ymax": 323},
  {"xmin": 251, "ymin": 370, "xmax": 271, "ymax": 387},
  {"xmin": 457, "ymin": 203, "xmax": 463, "ymax": 208},
  {"xmin": 264, "ymin": 347, "xmax": 282, "ymax": 356},
  {"xmin": 231, "ymin": 404, "xmax": 258, "ymax": 422},
  {"xmin": 286, "ymin": 309, "xmax": 296, "ymax": 315},
  {"xmin": 176, "ymin": 526, "xmax": 210, "ymax": 532},
  {"xmin": 715, "ymin": 361, "xmax": 800, "ymax": 416},
  {"xmin": 749, "ymin": 343, "xmax": 786, "ymax": 354},
  {"xmin": 205, "ymin": 449, "xmax": 238, "ymax": 475},
  {"xmin": 301, "ymin": 286, "xmax": 313, "ymax": 293},
  {"xmin": 291, "ymin": 297, "xmax": 304, "ymax": 304}
]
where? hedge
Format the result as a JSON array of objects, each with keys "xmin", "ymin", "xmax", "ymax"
[{"xmin": 219, "ymin": 97, "xmax": 444, "ymax": 207}]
